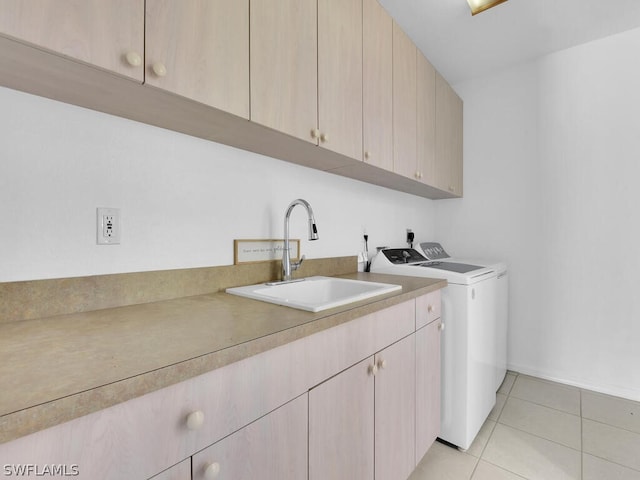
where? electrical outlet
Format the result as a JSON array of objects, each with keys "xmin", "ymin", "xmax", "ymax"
[
  {"xmin": 97, "ymin": 208, "xmax": 121, "ymax": 245},
  {"xmin": 406, "ymin": 228, "xmax": 414, "ymax": 245}
]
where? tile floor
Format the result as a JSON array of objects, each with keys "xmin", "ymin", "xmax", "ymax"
[{"xmin": 409, "ymin": 372, "xmax": 640, "ymax": 480}]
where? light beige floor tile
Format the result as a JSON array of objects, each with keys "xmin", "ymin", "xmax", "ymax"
[
  {"xmin": 489, "ymin": 393, "xmax": 508, "ymax": 421},
  {"xmin": 510, "ymin": 375, "xmax": 580, "ymax": 415},
  {"xmin": 583, "ymin": 419, "xmax": 640, "ymax": 471},
  {"xmin": 583, "ymin": 454, "xmax": 640, "ymax": 480},
  {"xmin": 483, "ymin": 424, "xmax": 581, "ymax": 480},
  {"xmin": 466, "ymin": 419, "xmax": 496, "ymax": 457},
  {"xmin": 499, "ymin": 397, "xmax": 581, "ymax": 449},
  {"xmin": 582, "ymin": 390, "xmax": 640, "ymax": 434},
  {"xmin": 472, "ymin": 460, "xmax": 527, "ymax": 480},
  {"xmin": 410, "ymin": 441, "xmax": 478, "ymax": 480},
  {"xmin": 498, "ymin": 372, "xmax": 517, "ymax": 395}
]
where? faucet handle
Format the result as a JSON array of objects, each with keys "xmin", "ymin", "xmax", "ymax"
[{"xmin": 292, "ymin": 255, "xmax": 306, "ymax": 271}]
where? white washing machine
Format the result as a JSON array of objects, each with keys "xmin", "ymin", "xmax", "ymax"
[
  {"xmin": 419, "ymin": 242, "xmax": 509, "ymax": 391},
  {"xmin": 370, "ymin": 248, "xmax": 497, "ymax": 450}
]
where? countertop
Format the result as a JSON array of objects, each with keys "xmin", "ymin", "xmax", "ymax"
[{"xmin": 0, "ymin": 272, "xmax": 446, "ymax": 444}]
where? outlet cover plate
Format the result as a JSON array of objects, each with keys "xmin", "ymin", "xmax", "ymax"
[{"xmin": 97, "ymin": 207, "xmax": 121, "ymax": 245}]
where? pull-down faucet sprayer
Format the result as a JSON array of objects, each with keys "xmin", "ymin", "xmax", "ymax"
[{"xmin": 281, "ymin": 199, "xmax": 319, "ymax": 282}]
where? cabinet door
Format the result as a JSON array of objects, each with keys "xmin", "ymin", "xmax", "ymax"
[
  {"xmin": 392, "ymin": 22, "xmax": 417, "ymax": 180},
  {"xmin": 148, "ymin": 459, "xmax": 190, "ymax": 480},
  {"xmin": 417, "ymin": 51, "xmax": 436, "ymax": 186},
  {"xmin": 375, "ymin": 335, "xmax": 416, "ymax": 480},
  {"xmin": 415, "ymin": 320, "xmax": 441, "ymax": 464},
  {"xmin": 318, "ymin": 0, "xmax": 363, "ymax": 160},
  {"xmin": 192, "ymin": 395, "xmax": 307, "ymax": 480},
  {"xmin": 250, "ymin": 0, "xmax": 318, "ymax": 144},
  {"xmin": 0, "ymin": 0, "xmax": 143, "ymax": 81},
  {"xmin": 363, "ymin": 0, "xmax": 393, "ymax": 170},
  {"xmin": 435, "ymin": 71, "xmax": 463, "ymax": 196},
  {"xmin": 145, "ymin": 0, "xmax": 249, "ymax": 118},
  {"xmin": 309, "ymin": 357, "xmax": 375, "ymax": 480}
]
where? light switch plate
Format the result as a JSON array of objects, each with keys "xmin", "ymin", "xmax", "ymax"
[{"xmin": 97, "ymin": 207, "xmax": 121, "ymax": 245}]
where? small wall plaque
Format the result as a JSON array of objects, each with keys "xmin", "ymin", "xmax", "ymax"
[{"xmin": 234, "ymin": 239, "xmax": 300, "ymax": 264}]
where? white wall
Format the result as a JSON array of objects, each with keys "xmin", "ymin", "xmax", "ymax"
[
  {"xmin": 0, "ymin": 86, "xmax": 435, "ymax": 282},
  {"xmin": 437, "ymin": 27, "xmax": 640, "ymax": 400}
]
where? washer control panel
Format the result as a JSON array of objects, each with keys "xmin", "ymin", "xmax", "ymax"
[
  {"xmin": 381, "ymin": 248, "xmax": 427, "ymax": 265},
  {"xmin": 419, "ymin": 242, "xmax": 450, "ymax": 260}
]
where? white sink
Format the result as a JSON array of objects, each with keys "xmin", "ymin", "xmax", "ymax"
[{"xmin": 226, "ymin": 276, "xmax": 402, "ymax": 312}]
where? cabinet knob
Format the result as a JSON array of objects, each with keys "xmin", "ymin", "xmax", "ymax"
[
  {"xmin": 124, "ymin": 51, "xmax": 142, "ymax": 67},
  {"xmin": 186, "ymin": 410, "xmax": 205, "ymax": 430},
  {"xmin": 320, "ymin": 133, "xmax": 329, "ymax": 143},
  {"xmin": 368, "ymin": 363, "xmax": 378, "ymax": 376},
  {"xmin": 427, "ymin": 304, "xmax": 434, "ymax": 313},
  {"xmin": 364, "ymin": 151, "xmax": 370, "ymax": 161},
  {"xmin": 448, "ymin": 185, "xmax": 454, "ymax": 192},
  {"xmin": 151, "ymin": 62, "xmax": 167, "ymax": 78},
  {"xmin": 204, "ymin": 462, "xmax": 220, "ymax": 479},
  {"xmin": 310, "ymin": 129, "xmax": 320, "ymax": 140},
  {"xmin": 438, "ymin": 322, "xmax": 445, "ymax": 331},
  {"xmin": 377, "ymin": 359, "xmax": 387, "ymax": 370},
  {"xmin": 415, "ymin": 171, "xmax": 423, "ymax": 179}
]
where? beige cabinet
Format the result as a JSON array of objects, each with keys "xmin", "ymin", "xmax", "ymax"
[
  {"xmin": 0, "ymin": 1, "xmax": 462, "ymax": 199},
  {"xmin": 415, "ymin": 316, "xmax": 442, "ymax": 463},
  {"xmin": 0, "ymin": 331, "xmax": 311, "ymax": 480},
  {"xmin": 145, "ymin": 0, "xmax": 249, "ymax": 118},
  {"xmin": 417, "ymin": 51, "xmax": 436, "ymax": 186},
  {"xmin": 362, "ymin": 0, "xmax": 393, "ymax": 170},
  {"xmin": 375, "ymin": 334, "xmax": 416, "ymax": 480},
  {"xmin": 309, "ymin": 357, "xmax": 375, "ymax": 480},
  {"xmin": 148, "ymin": 459, "xmax": 191, "ymax": 480},
  {"xmin": 435, "ymin": 71, "xmax": 463, "ymax": 196},
  {"xmin": 250, "ymin": 0, "xmax": 318, "ymax": 144},
  {"xmin": 193, "ymin": 395, "xmax": 308, "ymax": 480},
  {"xmin": 310, "ymin": 336, "xmax": 417, "ymax": 480},
  {"xmin": 392, "ymin": 21, "xmax": 418, "ymax": 180},
  {"xmin": 0, "ymin": 0, "xmax": 144, "ymax": 81},
  {"xmin": 0, "ymin": 293, "xmax": 441, "ymax": 480},
  {"xmin": 250, "ymin": 0, "xmax": 362, "ymax": 159},
  {"xmin": 318, "ymin": 0, "xmax": 364, "ymax": 159}
]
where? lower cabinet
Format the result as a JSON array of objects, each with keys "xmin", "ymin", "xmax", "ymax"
[
  {"xmin": 309, "ymin": 357, "xmax": 375, "ymax": 480},
  {"xmin": 309, "ymin": 334, "xmax": 416, "ymax": 480},
  {"xmin": 192, "ymin": 395, "xmax": 308, "ymax": 480},
  {"xmin": 148, "ymin": 459, "xmax": 191, "ymax": 480},
  {"xmin": 415, "ymin": 318, "xmax": 442, "ymax": 464},
  {"xmin": 375, "ymin": 335, "xmax": 416, "ymax": 480},
  {"xmin": 0, "ymin": 292, "xmax": 442, "ymax": 480}
]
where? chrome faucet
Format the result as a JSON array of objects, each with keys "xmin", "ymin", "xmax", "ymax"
[{"xmin": 281, "ymin": 199, "xmax": 319, "ymax": 282}]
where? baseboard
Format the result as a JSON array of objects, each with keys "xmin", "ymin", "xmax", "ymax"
[{"xmin": 507, "ymin": 362, "xmax": 640, "ymax": 402}]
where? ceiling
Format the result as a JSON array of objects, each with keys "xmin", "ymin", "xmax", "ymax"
[{"xmin": 378, "ymin": 0, "xmax": 640, "ymax": 85}]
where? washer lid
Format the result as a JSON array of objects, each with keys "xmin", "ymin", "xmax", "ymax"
[{"xmin": 414, "ymin": 261, "xmax": 485, "ymax": 274}]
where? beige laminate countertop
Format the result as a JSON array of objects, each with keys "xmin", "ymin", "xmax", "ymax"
[{"xmin": 0, "ymin": 272, "xmax": 446, "ymax": 444}]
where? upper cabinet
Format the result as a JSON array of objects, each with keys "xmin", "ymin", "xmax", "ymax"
[
  {"xmin": 392, "ymin": 22, "xmax": 418, "ymax": 180},
  {"xmin": 435, "ymin": 71, "xmax": 464, "ymax": 196},
  {"xmin": 362, "ymin": 0, "xmax": 393, "ymax": 170},
  {"xmin": 0, "ymin": 0, "xmax": 462, "ymax": 199},
  {"xmin": 417, "ymin": 51, "xmax": 436, "ymax": 187},
  {"xmin": 317, "ymin": 0, "xmax": 363, "ymax": 160},
  {"xmin": 0, "ymin": 0, "xmax": 144, "ymax": 81},
  {"xmin": 145, "ymin": 0, "xmax": 249, "ymax": 119},
  {"xmin": 250, "ymin": 0, "xmax": 318, "ymax": 144},
  {"xmin": 251, "ymin": 0, "xmax": 363, "ymax": 160}
]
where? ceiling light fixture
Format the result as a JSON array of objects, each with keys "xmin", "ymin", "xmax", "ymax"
[{"xmin": 466, "ymin": 0, "xmax": 508, "ymax": 16}]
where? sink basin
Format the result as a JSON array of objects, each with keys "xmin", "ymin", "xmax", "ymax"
[{"xmin": 226, "ymin": 276, "xmax": 402, "ymax": 312}]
